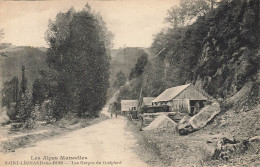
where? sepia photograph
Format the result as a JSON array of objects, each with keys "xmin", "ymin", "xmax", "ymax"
[{"xmin": 0, "ymin": 0, "xmax": 259, "ymax": 166}]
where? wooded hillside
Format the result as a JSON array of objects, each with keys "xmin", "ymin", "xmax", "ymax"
[
  {"xmin": 118, "ymin": 0, "xmax": 259, "ymax": 111},
  {"xmin": 108, "ymin": 47, "xmax": 150, "ymax": 97},
  {"xmin": 0, "ymin": 45, "xmax": 48, "ymax": 91}
]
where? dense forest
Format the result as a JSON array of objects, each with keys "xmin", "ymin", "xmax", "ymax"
[
  {"xmin": 0, "ymin": 5, "xmax": 112, "ymax": 127},
  {"xmin": 116, "ymin": 0, "xmax": 259, "ymax": 111}
]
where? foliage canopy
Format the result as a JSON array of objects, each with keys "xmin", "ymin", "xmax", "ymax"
[{"xmin": 45, "ymin": 5, "xmax": 112, "ymax": 118}]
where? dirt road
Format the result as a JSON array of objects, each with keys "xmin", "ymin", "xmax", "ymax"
[{"xmin": 0, "ymin": 107, "xmax": 148, "ymax": 167}]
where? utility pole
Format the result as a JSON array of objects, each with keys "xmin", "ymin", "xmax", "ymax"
[
  {"xmin": 123, "ymin": 44, "xmax": 126, "ymax": 66},
  {"xmin": 155, "ymin": 48, "xmax": 166, "ymax": 58},
  {"xmin": 138, "ymin": 86, "xmax": 143, "ymax": 108}
]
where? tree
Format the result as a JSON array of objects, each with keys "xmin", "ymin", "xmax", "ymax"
[
  {"xmin": 32, "ymin": 70, "xmax": 58, "ymax": 105},
  {"xmin": 129, "ymin": 53, "xmax": 148, "ymax": 80},
  {"xmin": 45, "ymin": 5, "xmax": 112, "ymax": 118},
  {"xmin": 165, "ymin": 0, "xmax": 217, "ymax": 27},
  {"xmin": 135, "ymin": 53, "xmax": 149, "ymax": 75},
  {"xmin": 20, "ymin": 65, "xmax": 27, "ymax": 95},
  {"xmin": 129, "ymin": 68, "xmax": 136, "ymax": 81},
  {"xmin": 1, "ymin": 76, "xmax": 19, "ymax": 120},
  {"xmin": 1, "ymin": 76, "xmax": 19, "ymax": 109},
  {"xmin": 32, "ymin": 79, "xmax": 45, "ymax": 105},
  {"xmin": 16, "ymin": 93, "xmax": 33, "ymax": 123},
  {"xmin": 114, "ymin": 71, "xmax": 127, "ymax": 89},
  {"xmin": 0, "ymin": 29, "xmax": 4, "ymax": 42}
]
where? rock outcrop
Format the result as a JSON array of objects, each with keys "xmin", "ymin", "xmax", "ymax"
[{"xmin": 189, "ymin": 102, "xmax": 221, "ymax": 130}]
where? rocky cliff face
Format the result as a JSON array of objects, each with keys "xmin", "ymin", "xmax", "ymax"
[
  {"xmin": 141, "ymin": 0, "xmax": 259, "ymax": 110},
  {"xmin": 194, "ymin": 0, "xmax": 259, "ymax": 109}
]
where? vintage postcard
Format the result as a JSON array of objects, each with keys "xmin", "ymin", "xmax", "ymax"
[{"xmin": 0, "ymin": 0, "xmax": 259, "ymax": 167}]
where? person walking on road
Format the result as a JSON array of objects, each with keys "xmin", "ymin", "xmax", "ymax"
[
  {"xmin": 109, "ymin": 106, "xmax": 113, "ymax": 118},
  {"xmin": 128, "ymin": 112, "xmax": 132, "ymax": 121}
]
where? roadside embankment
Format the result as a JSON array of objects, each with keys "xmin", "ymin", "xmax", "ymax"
[
  {"xmin": 0, "ymin": 112, "xmax": 109, "ymax": 153},
  {"xmin": 127, "ymin": 105, "xmax": 260, "ymax": 167}
]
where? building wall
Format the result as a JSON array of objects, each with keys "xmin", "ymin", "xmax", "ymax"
[
  {"xmin": 121, "ymin": 100, "xmax": 139, "ymax": 111},
  {"xmin": 151, "ymin": 84, "xmax": 207, "ymax": 112},
  {"xmin": 169, "ymin": 99, "xmax": 189, "ymax": 112},
  {"xmin": 151, "ymin": 100, "xmax": 189, "ymax": 112}
]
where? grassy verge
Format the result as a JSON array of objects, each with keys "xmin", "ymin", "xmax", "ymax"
[
  {"xmin": 126, "ymin": 120, "xmax": 166, "ymax": 167},
  {"xmin": 0, "ymin": 113, "xmax": 109, "ymax": 153}
]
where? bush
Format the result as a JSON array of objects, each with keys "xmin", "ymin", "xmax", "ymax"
[
  {"xmin": 0, "ymin": 107, "xmax": 10, "ymax": 124},
  {"xmin": 6, "ymin": 103, "xmax": 17, "ymax": 120}
]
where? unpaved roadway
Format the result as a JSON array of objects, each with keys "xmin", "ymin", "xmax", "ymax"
[{"xmin": 0, "ymin": 107, "xmax": 148, "ymax": 167}]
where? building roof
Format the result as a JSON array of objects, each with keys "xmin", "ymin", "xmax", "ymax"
[
  {"xmin": 152, "ymin": 83, "xmax": 191, "ymax": 103},
  {"xmin": 121, "ymin": 100, "xmax": 139, "ymax": 111},
  {"xmin": 142, "ymin": 97, "xmax": 155, "ymax": 106}
]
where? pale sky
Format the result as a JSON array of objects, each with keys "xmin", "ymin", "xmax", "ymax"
[{"xmin": 0, "ymin": 0, "xmax": 179, "ymax": 49}]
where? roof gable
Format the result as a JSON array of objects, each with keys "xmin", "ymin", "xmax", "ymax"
[
  {"xmin": 174, "ymin": 84, "xmax": 208, "ymax": 100},
  {"xmin": 152, "ymin": 84, "xmax": 191, "ymax": 102},
  {"xmin": 142, "ymin": 97, "xmax": 155, "ymax": 106}
]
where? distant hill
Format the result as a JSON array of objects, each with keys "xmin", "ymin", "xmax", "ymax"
[
  {"xmin": 108, "ymin": 47, "xmax": 150, "ymax": 97},
  {"xmin": 0, "ymin": 43, "xmax": 13, "ymax": 50},
  {"xmin": 0, "ymin": 45, "xmax": 48, "ymax": 92},
  {"xmin": 0, "ymin": 45, "xmax": 151, "ymax": 100},
  {"xmin": 110, "ymin": 47, "xmax": 150, "ymax": 77}
]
